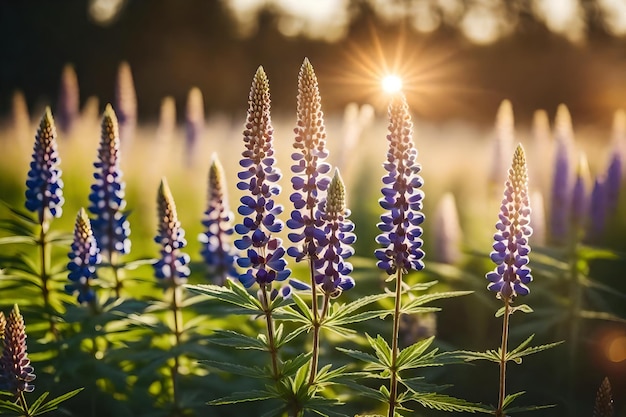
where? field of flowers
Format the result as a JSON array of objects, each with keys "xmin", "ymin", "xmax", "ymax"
[{"xmin": 0, "ymin": 59, "xmax": 624, "ymax": 417}]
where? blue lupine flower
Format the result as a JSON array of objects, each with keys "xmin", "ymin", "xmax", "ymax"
[
  {"xmin": 287, "ymin": 58, "xmax": 331, "ymax": 263},
  {"xmin": 154, "ymin": 178, "xmax": 191, "ymax": 286},
  {"xmin": 570, "ymin": 154, "xmax": 590, "ymax": 233},
  {"xmin": 25, "ymin": 107, "xmax": 64, "ymax": 225},
  {"xmin": 234, "ymin": 66, "xmax": 290, "ymax": 289},
  {"xmin": 549, "ymin": 104, "xmax": 573, "ymax": 244},
  {"xmin": 314, "ymin": 170, "xmax": 356, "ymax": 297},
  {"xmin": 200, "ymin": 154, "xmax": 238, "ymax": 285},
  {"xmin": 66, "ymin": 208, "xmax": 102, "ymax": 304},
  {"xmin": 375, "ymin": 93, "xmax": 425, "ymax": 275},
  {"xmin": 486, "ymin": 145, "xmax": 533, "ymax": 300},
  {"xmin": 0, "ymin": 305, "xmax": 35, "ymax": 396},
  {"xmin": 88, "ymin": 104, "xmax": 131, "ymax": 257},
  {"xmin": 587, "ymin": 176, "xmax": 607, "ymax": 243}
]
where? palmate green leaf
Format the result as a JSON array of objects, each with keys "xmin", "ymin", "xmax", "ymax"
[
  {"xmin": 314, "ymin": 364, "xmax": 348, "ymax": 386},
  {"xmin": 291, "ymin": 292, "xmax": 314, "ymax": 322},
  {"xmin": 501, "ymin": 392, "xmax": 556, "ymax": 414},
  {"xmin": 275, "ymin": 323, "xmax": 309, "ymax": 348},
  {"xmin": 402, "ymin": 291, "xmax": 473, "ymax": 315},
  {"xmin": 325, "ymin": 293, "xmax": 390, "ymax": 324},
  {"xmin": 30, "ymin": 388, "xmax": 83, "ymax": 416},
  {"xmin": 340, "ymin": 379, "xmax": 388, "ymax": 402},
  {"xmin": 506, "ymin": 335, "xmax": 564, "ymax": 364},
  {"xmin": 0, "ymin": 201, "xmax": 37, "ymax": 225},
  {"xmin": 201, "ymin": 359, "xmax": 267, "ymax": 378},
  {"xmin": 401, "ymin": 377, "xmax": 452, "ymax": 394},
  {"xmin": 305, "ymin": 397, "xmax": 347, "ymax": 417},
  {"xmin": 337, "ymin": 347, "xmax": 380, "ymax": 366},
  {"xmin": 403, "ymin": 391, "xmax": 491, "ymax": 413},
  {"xmin": 367, "ymin": 334, "xmax": 392, "ymax": 368},
  {"xmin": 0, "ymin": 398, "xmax": 23, "ymax": 414},
  {"xmin": 577, "ymin": 245, "xmax": 619, "ymax": 261},
  {"xmin": 496, "ymin": 304, "xmax": 534, "ymax": 317},
  {"xmin": 209, "ymin": 329, "xmax": 268, "ymax": 350},
  {"xmin": 208, "ymin": 389, "xmax": 276, "ymax": 405},
  {"xmin": 396, "ymin": 336, "xmax": 435, "ymax": 370},
  {"xmin": 185, "ymin": 281, "xmax": 262, "ymax": 312}
]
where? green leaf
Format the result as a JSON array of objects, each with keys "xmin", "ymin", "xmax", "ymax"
[
  {"xmin": 404, "ymin": 392, "xmax": 492, "ymax": 413},
  {"xmin": 506, "ymin": 336, "xmax": 563, "ymax": 363},
  {"xmin": 281, "ymin": 353, "xmax": 312, "ymax": 378},
  {"xmin": 291, "ymin": 292, "xmax": 314, "ymax": 322},
  {"xmin": 402, "ymin": 291, "xmax": 473, "ymax": 313},
  {"xmin": 201, "ymin": 360, "xmax": 267, "ymax": 378},
  {"xmin": 337, "ymin": 347, "xmax": 380, "ymax": 366},
  {"xmin": 453, "ymin": 349, "xmax": 501, "ymax": 363},
  {"xmin": 396, "ymin": 336, "xmax": 435, "ymax": 370},
  {"xmin": 0, "ymin": 399, "xmax": 23, "ymax": 414},
  {"xmin": 401, "ymin": 377, "xmax": 452, "ymax": 394},
  {"xmin": 0, "ymin": 236, "xmax": 36, "ymax": 245},
  {"xmin": 209, "ymin": 329, "xmax": 268, "ymax": 350},
  {"xmin": 31, "ymin": 388, "xmax": 83, "ymax": 415},
  {"xmin": 367, "ymin": 334, "xmax": 392, "ymax": 368},
  {"xmin": 501, "ymin": 391, "xmax": 525, "ymax": 409},
  {"xmin": 185, "ymin": 282, "xmax": 261, "ymax": 312},
  {"xmin": 27, "ymin": 391, "xmax": 49, "ymax": 414},
  {"xmin": 208, "ymin": 389, "xmax": 275, "ymax": 405}
]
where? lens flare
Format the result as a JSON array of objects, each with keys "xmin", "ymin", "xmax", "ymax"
[{"xmin": 382, "ymin": 75, "xmax": 403, "ymax": 93}]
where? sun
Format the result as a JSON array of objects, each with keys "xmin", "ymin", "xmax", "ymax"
[{"xmin": 381, "ymin": 74, "xmax": 403, "ymax": 94}]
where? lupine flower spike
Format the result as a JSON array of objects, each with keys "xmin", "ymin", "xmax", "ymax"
[
  {"xmin": 200, "ymin": 154, "xmax": 238, "ymax": 285},
  {"xmin": 0, "ymin": 305, "xmax": 35, "ymax": 396},
  {"xmin": 488, "ymin": 99, "xmax": 515, "ymax": 192},
  {"xmin": 89, "ymin": 105, "xmax": 131, "ymax": 258},
  {"xmin": 486, "ymin": 145, "xmax": 533, "ymax": 300},
  {"xmin": 287, "ymin": 58, "xmax": 332, "ymax": 265},
  {"xmin": 570, "ymin": 153, "xmax": 590, "ymax": 235},
  {"xmin": 433, "ymin": 192, "xmax": 462, "ymax": 265},
  {"xmin": 375, "ymin": 92, "xmax": 424, "ymax": 417},
  {"xmin": 154, "ymin": 178, "xmax": 190, "ymax": 287},
  {"xmin": 185, "ymin": 87, "xmax": 205, "ymax": 166},
  {"xmin": 550, "ymin": 104, "xmax": 574, "ymax": 244},
  {"xmin": 66, "ymin": 208, "xmax": 102, "ymax": 306},
  {"xmin": 114, "ymin": 61, "xmax": 137, "ymax": 143},
  {"xmin": 25, "ymin": 107, "xmax": 64, "ymax": 227},
  {"xmin": 234, "ymin": 66, "xmax": 290, "ymax": 290},
  {"xmin": 315, "ymin": 169, "xmax": 356, "ymax": 297},
  {"xmin": 375, "ymin": 93, "xmax": 425, "ymax": 276},
  {"xmin": 56, "ymin": 64, "xmax": 80, "ymax": 134},
  {"xmin": 235, "ymin": 66, "xmax": 288, "ymax": 380}
]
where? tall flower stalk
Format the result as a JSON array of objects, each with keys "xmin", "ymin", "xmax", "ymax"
[
  {"xmin": 485, "ymin": 144, "xmax": 533, "ymax": 417},
  {"xmin": 25, "ymin": 107, "xmax": 64, "ymax": 337},
  {"xmin": 375, "ymin": 93, "xmax": 425, "ymax": 417},
  {"xmin": 287, "ymin": 58, "xmax": 332, "ymax": 384},
  {"xmin": 154, "ymin": 178, "xmax": 190, "ymax": 413},
  {"xmin": 88, "ymin": 105, "xmax": 131, "ymax": 298},
  {"xmin": 200, "ymin": 154, "xmax": 237, "ymax": 285},
  {"xmin": 234, "ymin": 66, "xmax": 289, "ymax": 379}
]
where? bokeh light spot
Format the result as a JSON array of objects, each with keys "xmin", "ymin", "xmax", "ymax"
[{"xmin": 607, "ymin": 336, "xmax": 626, "ymax": 362}]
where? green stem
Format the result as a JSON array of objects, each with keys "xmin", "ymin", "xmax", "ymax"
[
  {"xmin": 495, "ymin": 298, "xmax": 511, "ymax": 417},
  {"xmin": 38, "ymin": 222, "xmax": 57, "ymax": 339},
  {"xmin": 387, "ymin": 269, "xmax": 404, "ymax": 417},
  {"xmin": 110, "ymin": 251, "xmax": 123, "ymax": 299},
  {"xmin": 309, "ymin": 292, "xmax": 330, "ymax": 385},
  {"xmin": 261, "ymin": 284, "xmax": 280, "ymax": 379},
  {"xmin": 307, "ymin": 255, "xmax": 321, "ymax": 385},
  {"xmin": 170, "ymin": 285, "xmax": 183, "ymax": 412}
]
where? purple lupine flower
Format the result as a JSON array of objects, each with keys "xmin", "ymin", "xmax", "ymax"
[
  {"xmin": 486, "ymin": 145, "xmax": 533, "ymax": 300},
  {"xmin": 25, "ymin": 107, "xmax": 64, "ymax": 225},
  {"xmin": 605, "ymin": 149, "xmax": 622, "ymax": 215},
  {"xmin": 154, "ymin": 178, "xmax": 191, "ymax": 286},
  {"xmin": 157, "ymin": 96, "xmax": 176, "ymax": 143},
  {"xmin": 314, "ymin": 169, "xmax": 356, "ymax": 297},
  {"xmin": 375, "ymin": 93, "xmax": 425, "ymax": 275},
  {"xmin": 549, "ymin": 104, "xmax": 574, "ymax": 244},
  {"xmin": 0, "ymin": 305, "xmax": 35, "ymax": 396},
  {"xmin": 287, "ymin": 58, "xmax": 332, "ymax": 264},
  {"xmin": 200, "ymin": 154, "xmax": 238, "ymax": 285},
  {"xmin": 88, "ymin": 105, "xmax": 131, "ymax": 258},
  {"xmin": 114, "ymin": 61, "xmax": 137, "ymax": 143},
  {"xmin": 234, "ymin": 66, "xmax": 290, "ymax": 289},
  {"xmin": 185, "ymin": 87, "xmax": 205, "ymax": 165},
  {"xmin": 66, "ymin": 208, "xmax": 102, "ymax": 304},
  {"xmin": 587, "ymin": 176, "xmax": 607, "ymax": 243},
  {"xmin": 530, "ymin": 109, "xmax": 551, "ymax": 195},
  {"xmin": 56, "ymin": 64, "xmax": 80, "ymax": 134},
  {"xmin": 570, "ymin": 153, "xmax": 590, "ymax": 233},
  {"xmin": 432, "ymin": 192, "xmax": 462, "ymax": 265}
]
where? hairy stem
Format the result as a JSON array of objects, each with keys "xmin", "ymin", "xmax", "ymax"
[
  {"xmin": 496, "ymin": 298, "xmax": 511, "ymax": 417},
  {"xmin": 38, "ymin": 222, "xmax": 57, "ymax": 338},
  {"xmin": 387, "ymin": 269, "xmax": 404, "ymax": 417},
  {"xmin": 261, "ymin": 284, "xmax": 280, "ymax": 379}
]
